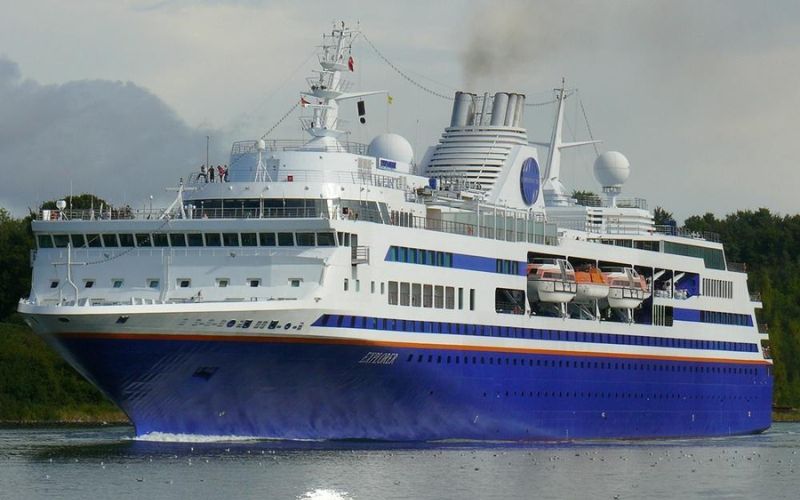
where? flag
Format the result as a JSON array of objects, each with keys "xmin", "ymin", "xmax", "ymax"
[
  {"xmin": 387, "ymin": 94, "xmax": 393, "ymax": 105},
  {"xmin": 300, "ymin": 97, "xmax": 310, "ymax": 107},
  {"xmin": 348, "ymin": 56, "xmax": 354, "ymax": 72}
]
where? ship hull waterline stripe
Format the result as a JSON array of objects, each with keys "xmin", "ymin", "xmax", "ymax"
[{"xmin": 54, "ymin": 331, "xmax": 771, "ymax": 366}]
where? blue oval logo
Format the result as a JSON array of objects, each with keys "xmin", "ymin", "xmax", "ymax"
[{"xmin": 520, "ymin": 157, "xmax": 540, "ymax": 206}]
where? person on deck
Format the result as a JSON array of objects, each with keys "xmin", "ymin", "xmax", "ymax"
[
  {"xmin": 209, "ymin": 166, "xmax": 216, "ymax": 183},
  {"xmin": 217, "ymin": 165, "xmax": 225, "ymax": 182},
  {"xmin": 198, "ymin": 165, "xmax": 207, "ymax": 183}
]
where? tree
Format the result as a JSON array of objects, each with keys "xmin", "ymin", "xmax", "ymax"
[
  {"xmin": 571, "ymin": 190, "xmax": 603, "ymax": 207},
  {"xmin": 652, "ymin": 206, "xmax": 675, "ymax": 226},
  {"xmin": 39, "ymin": 193, "xmax": 109, "ymax": 211},
  {"xmin": 0, "ymin": 208, "xmax": 34, "ymax": 320}
]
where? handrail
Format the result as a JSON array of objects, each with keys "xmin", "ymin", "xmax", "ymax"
[{"xmin": 653, "ymin": 225, "xmax": 721, "ymax": 243}]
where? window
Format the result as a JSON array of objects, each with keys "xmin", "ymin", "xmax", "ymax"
[
  {"xmin": 317, "ymin": 232, "xmax": 335, "ymax": 246},
  {"xmin": 112, "ymin": 279, "xmax": 124, "ymax": 288},
  {"xmin": 169, "ymin": 233, "xmax": 187, "ymax": 247},
  {"xmin": 458, "ymin": 288, "xmax": 464, "ymax": 310},
  {"xmin": 434, "ymin": 286, "xmax": 444, "ymax": 308},
  {"xmin": 187, "ymin": 233, "xmax": 204, "ymax": 247},
  {"xmin": 355, "ymin": 279, "xmax": 361, "ymax": 292},
  {"xmin": 86, "ymin": 234, "xmax": 103, "ymax": 248},
  {"xmin": 216, "ymin": 278, "xmax": 229, "ymax": 287},
  {"xmin": 37, "ymin": 235, "xmax": 53, "ymax": 248},
  {"xmin": 289, "ymin": 279, "xmax": 302, "ymax": 287},
  {"xmin": 205, "ymin": 233, "xmax": 222, "ymax": 247},
  {"xmin": 241, "ymin": 233, "xmax": 258, "ymax": 246},
  {"xmin": 388, "ymin": 281, "xmax": 398, "ymax": 305},
  {"xmin": 445, "ymin": 287, "xmax": 455, "ymax": 309},
  {"xmin": 50, "ymin": 280, "xmax": 59, "ymax": 288},
  {"xmin": 277, "ymin": 232, "xmax": 294, "ymax": 246},
  {"xmin": 371, "ymin": 281, "xmax": 376, "ymax": 294},
  {"xmin": 152, "ymin": 234, "xmax": 169, "ymax": 247},
  {"xmin": 53, "ymin": 235, "xmax": 70, "ymax": 248},
  {"xmin": 102, "ymin": 234, "xmax": 119, "ymax": 247},
  {"xmin": 423, "ymin": 285, "xmax": 433, "ymax": 308},
  {"xmin": 70, "ymin": 234, "xmax": 87, "ymax": 248},
  {"xmin": 178, "ymin": 279, "xmax": 191, "ymax": 288},
  {"xmin": 412, "ymin": 283, "xmax": 422, "ymax": 307},
  {"xmin": 135, "ymin": 233, "xmax": 152, "ymax": 247},
  {"xmin": 344, "ymin": 278, "xmax": 349, "ymax": 291},
  {"xmin": 259, "ymin": 233, "xmax": 276, "ymax": 246},
  {"xmin": 222, "ymin": 233, "xmax": 239, "ymax": 247},
  {"xmin": 248, "ymin": 279, "xmax": 261, "ymax": 287},
  {"xmin": 469, "ymin": 288, "xmax": 475, "ymax": 311},
  {"xmin": 147, "ymin": 279, "xmax": 160, "ymax": 289},
  {"xmin": 296, "ymin": 233, "xmax": 315, "ymax": 246},
  {"xmin": 400, "ymin": 282, "xmax": 410, "ymax": 306},
  {"xmin": 118, "ymin": 234, "xmax": 135, "ymax": 247},
  {"xmin": 381, "ymin": 282, "xmax": 385, "ymax": 295},
  {"xmin": 84, "ymin": 280, "xmax": 94, "ymax": 289}
]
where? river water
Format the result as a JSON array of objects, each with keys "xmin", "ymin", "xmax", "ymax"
[{"xmin": 1, "ymin": 424, "xmax": 799, "ymax": 499}]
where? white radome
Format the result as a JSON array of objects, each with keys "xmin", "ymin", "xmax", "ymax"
[
  {"xmin": 593, "ymin": 151, "xmax": 630, "ymax": 187},
  {"xmin": 367, "ymin": 133, "xmax": 414, "ymax": 164}
]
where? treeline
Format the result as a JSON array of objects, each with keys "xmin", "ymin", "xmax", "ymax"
[{"xmin": 1, "ymin": 203, "xmax": 800, "ymax": 416}]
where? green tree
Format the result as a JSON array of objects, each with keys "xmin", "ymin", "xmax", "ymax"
[
  {"xmin": 39, "ymin": 193, "xmax": 109, "ymax": 211},
  {"xmin": 0, "ymin": 208, "xmax": 34, "ymax": 320},
  {"xmin": 652, "ymin": 206, "xmax": 675, "ymax": 226},
  {"xmin": 572, "ymin": 190, "xmax": 603, "ymax": 206}
]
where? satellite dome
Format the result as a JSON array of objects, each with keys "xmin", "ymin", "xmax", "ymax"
[
  {"xmin": 367, "ymin": 133, "xmax": 414, "ymax": 164},
  {"xmin": 593, "ymin": 151, "xmax": 630, "ymax": 187}
]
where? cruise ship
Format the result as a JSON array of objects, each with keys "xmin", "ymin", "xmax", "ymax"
[{"xmin": 18, "ymin": 24, "xmax": 772, "ymax": 441}]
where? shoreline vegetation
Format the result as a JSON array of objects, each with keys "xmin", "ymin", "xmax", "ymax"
[{"xmin": 3, "ymin": 204, "xmax": 800, "ymax": 426}]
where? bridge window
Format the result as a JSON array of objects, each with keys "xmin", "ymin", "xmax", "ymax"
[
  {"xmin": 135, "ymin": 233, "xmax": 152, "ymax": 247},
  {"xmin": 118, "ymin": 234, "xmax": 135, "ymax": 247},
  {"xmin": 187, "ymin": 233, "xmax": 204, "ymax": 247},
  {"xmin": 259, "ymin": 232, "xmax": 276, "ymax": 246},
  {"xmin": 87, "ymin": 234, "xmax": 103, "ymax": 248},
  {"xmin": 317, "ymin": 232, "xmax": 335, "ymax": 246},
  {"xmin": 52, "ymin": 234, "xmax": 69, "ymax": 248},
  {"xmin": 241, "ymin": 233, "xmax": 258, "ymax": 246},
  {"xmin": 37, "ymin": 235, "xmax": 53, "ymax": 248},
  {"xmin": 205, "ymin": 233, "xmax": 222, "ymax": 247},
  {"xmin": 222, "ymin": 233, "xmax": 239, "ymax": 246},
  {"xmin": 169, "ymin": 233, "xmax": 187, "ymax": 247},
  {"xmin": 102, "ymin": 234, "xmax": 119, "ymax": 247},
  {"xmin": 277, "ymin": 232, "xmax": 294, "ymax": 246},
  {"xmin": 152, "ymin": 234, "xmax": 169, "ymax": 247},
  {"xmin": 296, "ymin": 232, "xmax": 315, "ymax": 246},
  {"xmin": 70, "ymin": 234, "xmax": 87, "ymax": 248}
]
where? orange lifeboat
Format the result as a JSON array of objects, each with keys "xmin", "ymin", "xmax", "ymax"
[{"xmin": 574, "ymin": 266, "xmax": 609, "ymax": 302}]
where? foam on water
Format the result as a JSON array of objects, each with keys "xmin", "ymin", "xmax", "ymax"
[
  {"xmin": 132, "ymin": 432, "xmax": 263, "ymax": 443},
  {"xmin": 297, "ymin": 489, "xmax": 351, "ymax": 500}
]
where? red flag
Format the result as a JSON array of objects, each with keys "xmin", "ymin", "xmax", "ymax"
[
  {"xmin": 348, "ymin": 56, "xmax": 354, "ymax": 72},
  {"xmin": 300, "ymin": 97, "xmax": 310, "ymax": 107}
]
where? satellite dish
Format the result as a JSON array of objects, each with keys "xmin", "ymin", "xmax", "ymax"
[{"xmin": 56, "ymin": 200, "xmax": 67, "ymax": 210}]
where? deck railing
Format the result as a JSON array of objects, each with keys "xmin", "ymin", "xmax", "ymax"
[{"xmin": 653, "ymin": 225, "xmax": 721, "ymax": 243}]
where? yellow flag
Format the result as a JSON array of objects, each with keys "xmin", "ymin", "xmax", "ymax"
[{"xmin": 387, "ymin": 94, "xmax": 394, "ymax": 105}]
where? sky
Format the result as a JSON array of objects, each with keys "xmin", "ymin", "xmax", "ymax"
[{"xmin": 1, "ymin": 0, "xmax": 799, "ymax": 222}]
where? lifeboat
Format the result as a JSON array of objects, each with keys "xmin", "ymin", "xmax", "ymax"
[
  {"xmin": 602, "ymin": 267, "xmax": 651, "ymax": 309},
  {"xmin": 574, "ymin": 265, "xmax": 610, "ymax": 302},
  {"xmin": 527, "ymin": 258, "xmax": 577, "ymax": 303}
]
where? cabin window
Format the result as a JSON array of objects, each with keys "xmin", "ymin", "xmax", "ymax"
[
  {"xmin": 370, "ymin": 281, "xmax": 376, "ymax": 294},
  {"xmin": 399, "ymin": 282, "xmax": 410, "ymax": 306},
  {"xmin": 84, "ymin": 279, "xmax": 95, "ymax": 289},
  {"xmin": 248, "ymin": 278, "xmax": 261, "ymax": 287},
  {"xmin": 411, "ymin": 283, "xmax": 422, "ymax": 307},
  {"xmin": 216, "ymin": 278, "xmax": 229, "ymax": 288},
  {"xmin": 187, "ymin": 233, "xmax": 204, "ymax": 247},
  {"xmin": 169, "ymin": 233, "xmax": 187, "ymax": 247},
  {"xmin": 296, "ymin": 233, "xmax": 315, "ymax": 246},
  {"xmin": 205, "ymin": 233, "xmax": 222, "ymax": 247},
  {"xmin": 317, "ymin": 232, "xmax": 335, "ymax": 246},
  {"xmin": 86, "ymin": 234, "xmax": 103, "ymax": 248},
  {"xmin": 355, "ymin": 279, "xmax": 361, "ymax": 292},
  {"xmin": 445, "ymin": 287, "xmax": 455, "ymax": 310},
  {"xmin": 240, "ymin": 233, "xmax": 258, "ymax": 246},
  {"xmin": 102, "ymin": 234, "xmax": 119, "ymax": 247},
  {"xmin": 147, "ymin": 279, "xmax": 160, "ymax": 289},
  {"xmin": 222, "ymin": 233, "xmax": 240, "ymax": 246},
  {"xmin": 37, "ymin": 235, "xmax": 53, "ymax": 248},
  {"xmin": 458, "ymin": 287, "xmax": 464, "ymax": 310},
  {"xmin": 70, "ymin": 234, "xmax": 87, "ymax": 248},
  {"xmin": 469, "ymin": 288, "xmax": 476, "ymax": 311},
  {"xmin": 52, "ymin": 234, "xmax": 70, "ymax": 248},
  {"xmin": 388, "ymin": 281, "xmax": 398, "ymax": 305},
  {"xmin": 381, "ymin": 282, "xmax": 385, "ymax": 295},
  {"xmin": 423, "ymin": 285, "xmax": 433, "ymax": 307},
  {"xmin": 289, "ymin": 279, "xmax": 302, "ymax": 287},
  {"xmin": 344, "ymin": 278, "xmax": 349, "ymax": 291},
  {"xmin": 118, "ymin": 234, "xmax": 135, "ymax": 247},
  {"xmin": 277, "ymin": 232, "xmax": 294, "ymax": 246},
  {"xmin": 259, "ymin": 232, "xmax": 276, "ymax": 246},
  {"xmin": 50, "ymin": 280, "xmax": 59, "ymax": 288},
  {"xmin": 434, "ymin": 286, "xmax": 444, "ymax": 309},
  {"xmin": 135, "ymin": 233, "xmax": 152, "ymax": 247},
  {"xmin": 112, "ymin": 279, "xmax": 124, "ymax": 288},
  {"xmin": 152, "ymin": 234, "xmax": 169, "ymax": 247},
  {"xmin": 178, "ymin": 279, "xmax": 191, "ymax": 288}
]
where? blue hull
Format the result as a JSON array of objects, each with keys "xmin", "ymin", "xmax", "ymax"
[{"xmin": 46, "ymin": 333, "xmax": 772, "ymax": 440}]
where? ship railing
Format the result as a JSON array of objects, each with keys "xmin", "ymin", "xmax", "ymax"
[
  {"xmin": 654, "ymin": 225, "xmax": 721, "ymax": 243},
  {"xmin": 575, "ymin": 197, "xmax": 649, "ymax": 210},
  {"xmin": 192, "ymin": 207, "xmax": 326, "ymax": 219},
  {"xmin": 37, "ymin": 207, "xmax": 148, "ymax": 221},
  {"xmin": 389, "ymin": 214, "xmax": 559, "ymax": 246},
  {"xmin": 185, "ymin": 167, "xmax": 406, "ymax": 190},
  {"xmin": 727, "ymin": 261, "xmax": 747, "ymax": 273},
  {"xmin": 229, "ymin": 139, "xmax": 368, "ymax": 156}
]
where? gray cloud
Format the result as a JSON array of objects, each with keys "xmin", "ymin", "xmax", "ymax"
[{"xmin": 0, "ymin": 56, "xmax": 226, "ymax": 215}]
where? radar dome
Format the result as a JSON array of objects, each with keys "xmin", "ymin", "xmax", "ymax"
[
  {"xmin": 367, "ymin": 133, "xmax": 414, "ymax": 164},
  {"xmin": 593, "ymin": 151, "xmax": 630, "ymax": 187}
]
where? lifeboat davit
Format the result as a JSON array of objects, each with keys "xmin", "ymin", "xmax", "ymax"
[
  {"xmin": 527, "ymin": 258, "xmax": 577, "ymax": 303},
  {"xmin": 602, "ymin": 267, "xmax": 651, "ymax": 309},
  {"xmin": 574, "ymin": 266, "xmax": 610, "ymax": 302}
]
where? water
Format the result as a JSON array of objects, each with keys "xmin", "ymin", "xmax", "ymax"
[{"xmin": 1, "ymin": 424, "xmax": 799, "ymax": 499}]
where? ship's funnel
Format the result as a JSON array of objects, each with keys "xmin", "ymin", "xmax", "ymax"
[
  {"xmin": 450, "ymin": 91, "xmax": 476, "ymax": 127},
  {"xmin": 490, "ymin": 92, "xmax": 509, "ymax": 126},
  {"xmin": 513, "ymin": 94, "xmax": 526, "ymax": 127},
  {"xmin": 504, "ymin": 94, "xmax": 519, "ymax": 126}
]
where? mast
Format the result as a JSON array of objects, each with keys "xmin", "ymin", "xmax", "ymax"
[
  {"xmin": 301, "ymin": 22, "xmax": 385, "ymax": 151},
  {"xmin": 536, "ymin": 79, "xmax": 601, "ymax": 207}
]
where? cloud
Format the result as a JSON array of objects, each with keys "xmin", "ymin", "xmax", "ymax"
[{"xmin": 0, "ymin": 56, "xmax": 224, "ymax": 216}]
